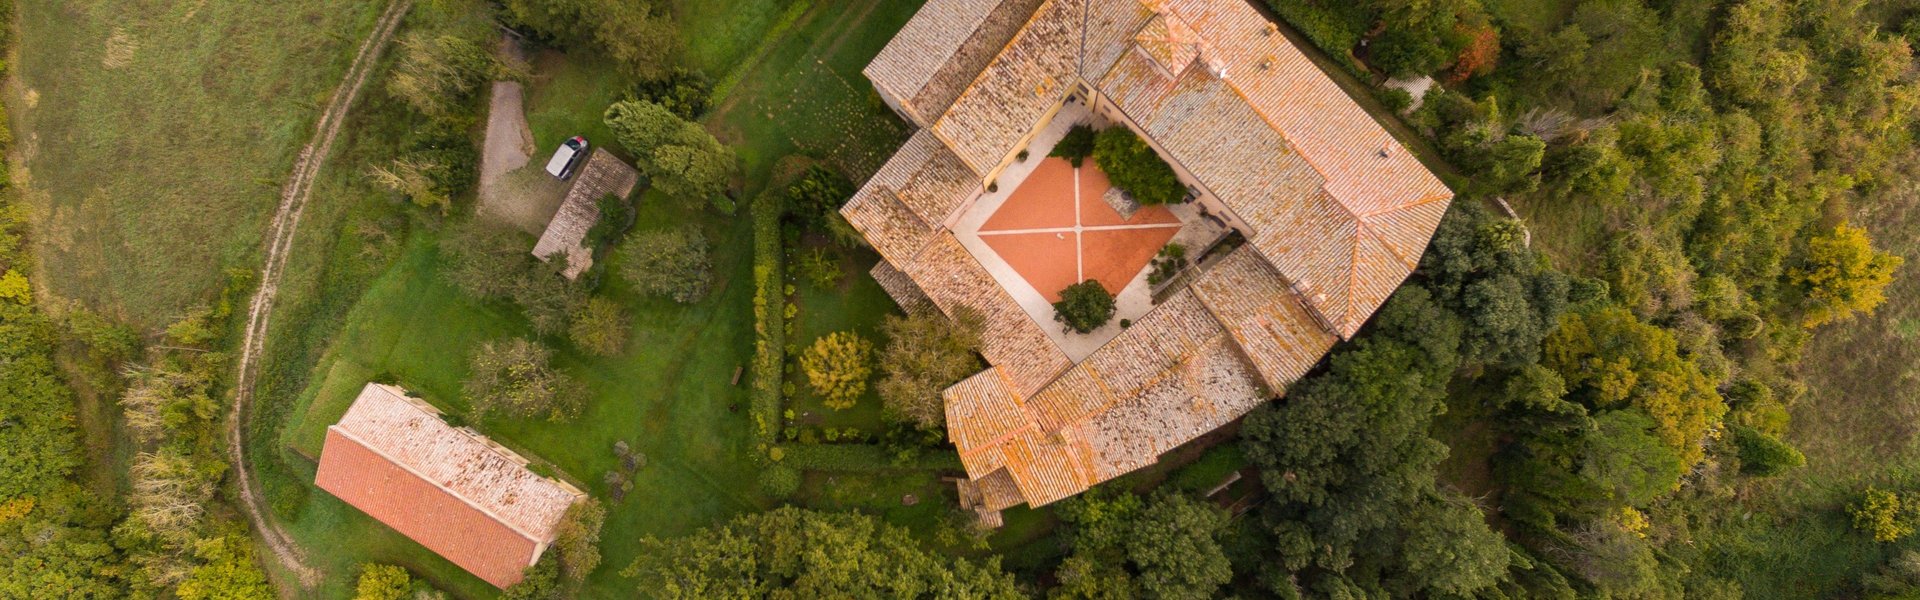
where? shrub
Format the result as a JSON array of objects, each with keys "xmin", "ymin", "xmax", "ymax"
[
  {"xmin": 1093, "ymin": 127, "xmax": 1186, "ymax": 205},
  {"xmin": 465, "ymin": 338, "xmax": 586, "ymax": 422},
  {"xmin": 1051, "ymin": 124, "xmax": 1097, "ymax": 166},
  {"xmin": 1852, "ymin": 487, "xmax": 1920, "ymax": 542},
  {"xmin": 1793, "ymin": 223, "xmax": 1903, "ymax": 328},
  {"xmin": 796, "ymin": 247, "xmax": 842, "ymax": 289},
  {"xmin": 568, "ymin": 297, "xmax": 630, "ymax": 356},
  {"xmin": 553, "ymin": 499, "xmax": 606, "ymax": 581},
  {"xmin": 786, "ymin": 165, "xmax": 855, "ymax": 236},
  {"xmin": 631, "ymin": 67, "xmax": 713, "ymax": 120},
  {"xmin": 1054, "ymin": 280, "xmax": 1116, "ymax": 334},
  {"xmin": 604, "ymin": 100, "xmax": 738, "ymax": 210},
  {"xmin": 585, "ymin": 194, "xmax": 635, "ymax": 249},
  {"xmin": 1147, "ymin": 243, "xmax": 1187, "ymax": 286},
  {"xmin": 801, "ymin": 332, "xmax": 874, "ymax": 410},
  {"xmin": 618, "ymin": 227, "xmax": 713, "ymax": 303},
  {"xmin": 353, "ymin": 564, "xmax": 413, "ymax": 600},
  {"xmin": 1731, "ymin": 425, "xmax": 1805, "ymax": 476},
  {"xmin": 759, "ymin": 465, "xmax": 802, "ymax": 498}
]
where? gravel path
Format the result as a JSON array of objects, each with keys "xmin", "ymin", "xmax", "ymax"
[
  {"xmin": 476, "ymin": 36, "xmax": 566, "ymax": 234},
  {"xmin": 227, "ymin": 0, "xmax": 412, "ymax": 589}
]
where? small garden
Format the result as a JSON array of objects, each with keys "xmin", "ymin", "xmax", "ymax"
[{"xmin": 1053, "ymin": 124, "xmax": 1190, "ymax": 206}]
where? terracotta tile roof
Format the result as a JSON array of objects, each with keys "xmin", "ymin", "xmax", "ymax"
[
  {"xmin": 315, "ymin": 384, "xmax": 584, "ymax": 588},
  {"xmin": 869, "ymin": 258, "xmax": 935, "ymax": 315},
  {"xmin": 930, "ymin": 0, "xmax": 1085, "ymax": 174},
  {"xmin": 867, "ymin": 0, "xmax": 1045, "ymax": 126},
  {"xmin": 532, "ymin": 149, "xmax": 639, "ymax": 279},
  {"xmin": 861, "ymin": 0, "xmax": 1450, "ymax": 509},
  {"xmin": 1190, "ymin": 247, "xmax": 1340, "ymax": 389},
  {"xmin": 973, "ymin": 468, "xmax": 1028, "ymax": 511},
  {"xmin": 905, "ymin": 234, "xmax": 1072, "ymax": 395}
]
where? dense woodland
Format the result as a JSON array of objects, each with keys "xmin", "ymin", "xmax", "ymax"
[{"xmin": 3, "ymin": 0, "xmax": 1918, "ymax": 597}]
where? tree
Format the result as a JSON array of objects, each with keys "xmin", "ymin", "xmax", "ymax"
[
  {"xmin": 553, "ymin": 499, "xmax": 606, "ymax": 581},
  {"xmin": 0, "ymin": 303, "xmax": 81, "ymax": 503},
  {"xmin": 501, "ymin": 0, "xmax": 676, "ymax": 80},
  {"xmin": 386, "ymin": 30, "xmax": 497, "ymax": 120},
  {"xmin": 786, "ymin": 166, "xmax": 854, "ymax": 234},
  {"xmin": 1053, "ymin": 491, "xmax": 1232, "ymax": 600},
  {"xmin": 354, "ymin": 564, "xmax": 413, "ymax": 600},
  {"xmin": 440, "ymin": 220, "xmax": 585, "ymax": 335},
  {"xmin": 1051, "ymin": 125, "xmax": 1097, "ymax": 167},
  {"xmin": 877, "ymin": 308, "xmax": 985, "ymax": 429},
  {"xmin": 1053, "ymin": 280, "xmax": 1116, "ymax": 334},
  {"xmin": 568, "ymin": 297, "xmax": 630, "ymax": 356},
  {"xmin": 1543, "ymin": 307, "xmax": 1728, "ymax": 469},
  {"xmin": 1730, "ymin": 424, "xmax": 1805, "ymax": 476},
  {"xmin": 623, "ymin": 507, "xmax": 1021, "ymax": 599},
  {"xmin": 801, "ymin": 332, "xmax": 874, "ymax": 410},
  {"xmin": 1853, "ymin": 487, "xmax": 1918, "ymax": 542},
  {"xmin": 1793, "ymin": 223, "xmax": 1903, "ymax": 328},
  {"xmin": 502, "ymin": 557, "xmax": 563, "ymax": 600},
  {"xmin": 604, "ymin": 100, "xmax": 737, "ymax": 209},
  {"xmin": 175, "ymin": 536, "xmax": 272, "ymax": 600},
  {"xmin": 465, "ymin": 338, "xmax": 586, "ymax": 422},
  {"xmin": 618, "ymin": 228, "xmax": 712, "ymax": 303},
  {"xmin": 1394, "ymin": 494, "xmax": 1512, "ymax": 597},
  {"xmin": 1091, "ymin": 128, "xmax": 1186, "ymax": 205}
]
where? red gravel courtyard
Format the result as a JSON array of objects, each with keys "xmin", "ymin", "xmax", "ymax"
[{"xmin": 978, "ymin": 157, "xmax": 1183, "ymax": 302}]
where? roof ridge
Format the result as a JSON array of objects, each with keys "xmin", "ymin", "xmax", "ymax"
[{"xmin": 327, "ymin": 425, "xmax": 548, "ymax": 544}]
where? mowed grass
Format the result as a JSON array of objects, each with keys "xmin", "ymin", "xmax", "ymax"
[
  {"xmin": 277, "ymin": 193, "xmax": 769, "ymax": 597},
  {"xmin": 672, "ymin": 0, "xmax": 801, "ymax": 75},
  {"xmin": 12, "ymin": 0, "xmax": 381, "ymax": 327},
  {"xmin": 787, "ymin": 242, "xmax": 896, "ymax": 432}
]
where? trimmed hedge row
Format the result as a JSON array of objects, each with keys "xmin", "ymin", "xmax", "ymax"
[
  {"xmin": 749, "ymin": 187, "xmax": 787, "ymax": 456},
  {"xmin": 773, "ymin": 444, "xmax": 963, "ymax": 472}
]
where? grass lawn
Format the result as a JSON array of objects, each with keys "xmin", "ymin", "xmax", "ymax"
[
  {"xmin": 787, "ymin": 241, "xmax": 896, "ymax": 432},
  {"xmin": 11, "ymin": 0, "xmax": 382, "ymax": 328},
  {"xmin": 672, "ymin": 0, "xmax": 802, "ymax": 76},
  {"xmin": 522, "ymin": 51, "xmax": 629, "ymax": 160},
  {"xmin": 276, "ymin": 191, "xmax": 769, "ymax": 597}
]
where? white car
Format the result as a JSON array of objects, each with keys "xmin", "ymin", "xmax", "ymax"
[{"xmin": 545, "ymin": 136, "xmax": 588, "ymax": 179}]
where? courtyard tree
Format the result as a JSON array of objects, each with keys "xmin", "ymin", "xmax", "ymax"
[
  {"xmin": 878, "ymin": 307, "xmax": 985, "ymax": 429},
  {"xmin": 617, "ymin": 227, "xmax": 712, "ymax": 303},
  {"xmin": 623, "ymin": 507, "xmax": 1022, "ymax": 599},
  {"xmin": 801, "ymin": 331, "xmax": 874, "ymax": 410},
  {"xmin": 1091, "ymin": 127, "xmax": 1187, "ymax": 205},
  {"xmin": 1053, "ymin": 280, "xmax": 1116, "ymax": 334},
  {"xmin": 465, "ymin": 338, "xmax": 586, "ymax": 422},
  {"xmin": 1050, "ymin": 124, "xmax": 1097, "ymax": 166}
]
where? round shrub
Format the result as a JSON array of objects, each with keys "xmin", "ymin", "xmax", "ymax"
[
  {"xmin": 1053, "ymin": 280, "xmax": 1116, "ymax": 334},
  {"xmin": 759, "ymin": 465, "xmax": 802, "ymax": 498}
]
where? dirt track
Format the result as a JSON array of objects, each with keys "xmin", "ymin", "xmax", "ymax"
[{"xmin": 227, "ymin": 0, "xmax": 413, "ymax": 589}]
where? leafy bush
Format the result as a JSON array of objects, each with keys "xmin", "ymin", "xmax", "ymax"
[
  {"xmin": 786, "ymin": 165, "xmax": 855, "ymax": 235},
  {"xmin": 465, "ymin": 338, "xmax": 586, "ymax": 422},
  {"xmin": 759, "ymin": 464, "xmax": 802, "ymax": 498},
  {"xmin": 568, "ymin": 296, "xmax": 630, "ymax": 357},
  {"xmin": 1146, "ymin": 243, "xmax": 1187, "ymax": 287},
  {"xmin": 553, "ymin": 499, "xmax": 606, "ymax": 581},
  {"xmin": 1050, "ymin": 124, "xmax": 1097, "ymax": 167},
  {"xmin": 1793, "ymin": 223, "xmax": 1903, "ymax": 328},
  {"xmin": 1852, "ymin": 487, "xmax": 1920, "ymax": 542},
  {"xmin": 618, "ymin": 227, "xmax": 713, "ymax": 303},
  {"xmin": 1260, "ymin": 0, "xmax": 1367, "ymax": 74},
  {"xmin": 585, "ymin": 194, "xmax": 635, "ymax": 249},
  {"xmin": 795, "ymin": 247, "xmax": 842, "ymax": 289},
  {"xmin": 1730, "ymin": 425, "xmax": 1805, "ymax": 476},
  {"xmin": 1053, "ymin": 280, "xmax": 1116, "ymax": 334},
  {"xmin": 1092, "ymin": 127, "xmax": 1187, "ymax": 205},
  {"xmin": 631, "ymin": 67, "xmax": 712, "ymax": 120},
  {"xmin": 353, "ymin": 564, "xmax": 413, "ymax": 600},
  {"xmin": 775, "ymin": 443, "xmax": 962, "ymax": 471},
  {"xmin": 801, "ymin": 331, "xmax": 874, "ymax": 410}
]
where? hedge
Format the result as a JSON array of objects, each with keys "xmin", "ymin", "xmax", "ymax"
[
  {"xmin": 773, "ymin": 444, "xmax": 963, "ymax": 472},
  {"xmin": 749, "ymin": 187, "xmax": 787, "ymax": 455}
]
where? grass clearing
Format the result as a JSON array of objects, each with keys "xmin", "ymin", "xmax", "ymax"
[
  {"xmin": 787, "ymin": 241, "xmax": 894, "ymax": 432},
  {"xmin": 12, "ymin": 0, "xmax": 382, "ymax": 327},
  {"xmin": 673, "ymin": 0, "xmax": 800, "ymax": 76}
]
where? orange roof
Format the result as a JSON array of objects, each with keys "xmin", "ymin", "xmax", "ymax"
[
  {"xmin": 314, "ymin": 384, "xmax": 583, "ymax": 588},
  {"xmin": 861, "ymin": 0, "xmax": 1452, "ymax": 509}
]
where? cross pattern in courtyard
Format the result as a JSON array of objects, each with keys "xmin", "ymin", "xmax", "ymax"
[{"xmin": 977, "ymin": 158, "xmax": 1183, "ymax": 302}]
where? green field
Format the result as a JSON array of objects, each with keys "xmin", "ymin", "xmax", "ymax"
[
  {"xmin": 12, "ymin": 0, "xmax": 382, "ymax": 328},
  {"xmin": 252, "ymin": 0, "xmax": 931, "ymax": 595}
]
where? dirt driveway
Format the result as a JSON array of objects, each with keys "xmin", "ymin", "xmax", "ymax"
[{"xmin": 476, "ymin": 35, "xmax": 566, "ymax": 234}]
